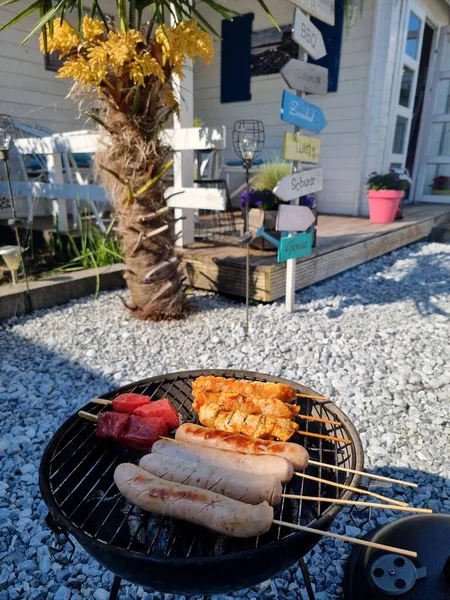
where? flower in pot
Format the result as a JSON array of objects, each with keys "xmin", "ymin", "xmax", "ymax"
[
  {"xmin": 432, "ymin": 175, "xmax": 450, "ymax": 196},
  {"xmin": 241, "ymin": 189, "xmax": 285, "ymax": 250},
  {"xmin": 366, "ymin": 170, "xmax": 410, "ymax": 224}
]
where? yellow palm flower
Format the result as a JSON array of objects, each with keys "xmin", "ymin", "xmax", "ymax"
[
  {"xmin": 39, "ymin": 20, "xmax": 79, "ymax": 57},
  {"xmin": 82, "ymin": 15, "xmax": 105, "ymax": 41}
]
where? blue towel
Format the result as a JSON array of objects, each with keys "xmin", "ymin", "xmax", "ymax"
[{"xmin": 226, "ymin": 158, "xmax": 265, "ymax": 166}]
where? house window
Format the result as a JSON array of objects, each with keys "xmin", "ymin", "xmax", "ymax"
[
  {"xmin": 250, "ymin": 25, "xmax": 297, "ymax": 77},
  {"xmin": 45, "ymin": 50, "xmax": 64, "ymax": 72}
]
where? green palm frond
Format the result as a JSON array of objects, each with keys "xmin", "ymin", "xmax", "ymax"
[{"xmin": 0, "ymin": 0, "xmax": 276, "ymax": 42}]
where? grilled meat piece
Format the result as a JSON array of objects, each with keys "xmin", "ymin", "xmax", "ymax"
[
  {"xmin": 193, "ymin": 391, "xmax": 299, "ymax": 419},
  {"xmin": 198, "ymin": 403, "xmax": 299, "ymax": 442},
  {"xmin": 192, "ymin": 376, "xmax": 296, "ymax": 410}
]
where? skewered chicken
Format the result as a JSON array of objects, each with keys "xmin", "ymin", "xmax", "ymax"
[
  {"xmin": 198, "ymin": 402, "xmax": 299, "ymax": 442},
  {"xmin": 192, "ymin": 376, "xmax": 296, "ymax": 410},
  {"xmin": 194, "ymin": 391, "xmax": 299, "ymax": 419}
]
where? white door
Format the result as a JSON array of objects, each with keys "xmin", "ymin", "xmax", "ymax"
[
  {"xmin": 415, "ymin": 26, "xmax": 450, "ymax": 202},
  {"xmin": 385, "ymin": 3, "xmax": 427, "ymax": 171}
]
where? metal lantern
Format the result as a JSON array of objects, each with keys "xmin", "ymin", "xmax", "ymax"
[
  {"xmin": 0, "ymin": 114, "xmax": 30, "ymax": 302},
  {"xmin": 0, "ymin": 114, "xmax": 15, "ymax": 160},
  {"xmin": 232, "ymin": 120, "xmax": 265, "ymax": 335},
  {"xmin": 232, "ymin": 120, "xmax": 265, "ymax": 168}
]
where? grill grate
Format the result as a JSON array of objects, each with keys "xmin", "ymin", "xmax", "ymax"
[{"xmin": 42, "ymin": 370, "xmax": 362, "ymax": 561}]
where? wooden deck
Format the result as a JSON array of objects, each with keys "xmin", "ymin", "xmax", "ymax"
[{"xmin": 181, "ymin": 204, "xmax": 450, "ymax": 302}]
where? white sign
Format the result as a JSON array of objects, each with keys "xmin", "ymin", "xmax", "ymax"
[
  {"xmin": 287, "ymin": 0, "xmax": 335, "ymax": 26},
  {"xmin": 276, "ymin": 205, "xmax": 316, "ymax": 232},
  {"xmin": 293, "ymin": 9, "xmax": 327, "ymax": 61},
  {"xmin": 165, "ymin": 187, "xmax": 226, "ymax": 211},
  {"xmin": 281, "ymin": 59, "xmax": 328, "ymax": 95},
  {"xmin": 273, "ymin": 168, "xmax": 323, "ymax": 202}
]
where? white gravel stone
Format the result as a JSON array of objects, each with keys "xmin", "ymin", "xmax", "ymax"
[{"xmin": 0, "ymin": 240, "xmax": 449, "ymax": 600}]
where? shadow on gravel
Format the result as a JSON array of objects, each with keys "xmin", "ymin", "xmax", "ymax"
[{"xmin": 296, "ymin": 247, "xmax": 450, "ymax": 318}]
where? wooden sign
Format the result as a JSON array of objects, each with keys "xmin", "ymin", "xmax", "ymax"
[
  {"xmin": 165, "ymin": 187, "xmax": 226, "ymax": 211},
  {"xmin": 281, "ymin": 59, "xmax": 328, "ymax": 95},
  {"xmin": 273, "ymin": 168, "xmax": 323, "ymax": 202},
  {"xmin": 278, "ymin": 231, "xmax": 314, "ymax": 262},
  {"xmin": 280, "ymin": 91, "xmax": 327, "ymax": 133},
  {"xmin": 276, "ymin": 205, "xmax": 316, "ymax": 232},
  {"xmin": 284, "ymin": 132, "xmax": 321, "ymax": 163},
  {"xmin": 293, "ymin": 9, "xmax": 327, "ymax": 61},
  {"xmin": 287, "ymin": 0, "xmax": 335, "ymax": 26}
]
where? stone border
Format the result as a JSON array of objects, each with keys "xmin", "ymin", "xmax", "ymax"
[{"xmin": 0, "ymin": 264, "xmax": 125, "ymax": 321}]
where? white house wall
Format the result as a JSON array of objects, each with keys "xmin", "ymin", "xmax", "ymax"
[{"xmin": 194, "ymin": 0, "xmax": 377, "ymax": 215}]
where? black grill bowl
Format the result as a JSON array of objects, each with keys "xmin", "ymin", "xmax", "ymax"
[{"xmin": 39, "ymin": 369, "xmax": 363, "ymax": 595}]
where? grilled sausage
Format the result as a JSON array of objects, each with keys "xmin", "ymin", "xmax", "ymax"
[
  {"xmin": 152, "ymin": 438, "xmax": 293, "ymax": 483},
  {"xmin": 175, "ymin": 424, "xmax": 309, "ymax": 470},
  {"xmin": 139, "ymin": 453, "xmax": 282, "ymax": 506},
  {"xmin": 114, "ymin": 463, "xmax": 273, "ymax": 538}
]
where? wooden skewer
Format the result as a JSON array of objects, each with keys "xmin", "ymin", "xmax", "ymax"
[
  {"xmin": 308, "ymin": 459, "xmax": 418, "ymax": 489},
  {"xmin": 281, "ymin": 495, "xmax": 432, "ymax": 514},
  {"xmin": 296, "ymin": 430, "xmax": 352, "ymax": 444},
  {"xmin": 295, "ymin": 413, "xmax": 341, "ymax": 426},
  {"xmin": 296, "ymin": 393, "xmax": 329, "ymax": 400},
  {"xmin": 78, "ymin": 410, "xmax": 98, "ymax": 422},
  {"xmin": 273, "ymin": 519, "xmax": 417, "ymax": 558},
  {"xmin": 295, "ymin": 472, "xmax": 409, "ymax": 507},
  {"xmin": 91, "ymin": 398, "xmax": 111, "ymax": 406}
]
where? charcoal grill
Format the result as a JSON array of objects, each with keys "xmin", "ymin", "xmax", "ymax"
[{"xmin": 39, "ymin": 369, "xmax": 363, "ymax": 599}]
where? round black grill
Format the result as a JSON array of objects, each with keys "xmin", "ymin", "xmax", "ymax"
[{"xmin": 39, "ymin": 370, "xmax": 363, "ymax": 594}]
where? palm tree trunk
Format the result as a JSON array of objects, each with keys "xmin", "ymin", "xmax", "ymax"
[{"xmin": 97, "ymin": 111, "xmax": 190, "ymax": 320}]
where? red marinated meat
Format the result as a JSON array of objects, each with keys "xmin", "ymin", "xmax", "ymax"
[
  {"xmin": 112, "ymin": 393, "xmax": 150, "ymax": 414},
  {"xmin": 120, "ymin": 415, "xmax": 168, "ymax": 451},
  {"xmin": 97, "ymin": 412, "xmax": 129, "ymax": 439},
  {"xmin": 134, "ymin": 398, "xmax": 180, "ymax": 430}
]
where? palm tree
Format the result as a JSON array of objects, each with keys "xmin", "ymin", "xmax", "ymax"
[{"xmin": 0, "ymin": 0, "xmax": 275, "ymax": 320}]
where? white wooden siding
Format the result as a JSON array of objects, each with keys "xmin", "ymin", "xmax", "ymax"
[{"xmin": 194, "ymin": 0, "xmax": 376, "ymax": 215}]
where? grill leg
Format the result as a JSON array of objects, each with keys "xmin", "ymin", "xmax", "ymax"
[
  {"xmin": 109, "ymin": 575, "xmax": 122, "ymax": 600},
  {"xmin": 298, "ymin": 558, "xmax": 316, "ymax": 600}
]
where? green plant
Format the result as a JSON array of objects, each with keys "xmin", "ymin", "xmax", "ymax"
[
  {"xmin": 58, "ymin": 218, "xmax": 123, "ymax": 297},
  {"xmin": 254, "ymin": 160, "xmax": 292, "ymax": 193},
  {"xmin": 366, "ymin": 171, "xmax": 410, "ymax": 192},
  {"xmin": 193, "ymin": 117, "xmax": 205, "ymax": 128}
]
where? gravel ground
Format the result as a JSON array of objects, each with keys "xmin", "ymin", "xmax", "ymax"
[{"xmin": 1, "ymin": 240, "xmax": 450, "ymax": 600}]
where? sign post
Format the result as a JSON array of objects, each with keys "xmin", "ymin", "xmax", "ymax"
[
  {"xmin": 281, "ymin": 59, "xmax": 328, "ymax": 95},
  {"xmin": 292, "ymin": 8, "xmax": 327, "ymax": 60},
  {"xmin": 284, "ymin": 132, "xmax": 321, "ymax": 163}
]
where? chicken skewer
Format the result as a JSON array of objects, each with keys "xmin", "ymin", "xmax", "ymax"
[
  {"xmin": 198, "ymin": 402, "xmax": 299, "ymax": 442},
  {"xmin": 198, "ymin": 402, "xmax": 351, "ymax": 444},
  {"xmin": 192, "ymin": 376, "xmax": 297, "ymax": 405},
  {"xmin": 193, "ymin": 390, "xmax": 339, "ymax": 426}
]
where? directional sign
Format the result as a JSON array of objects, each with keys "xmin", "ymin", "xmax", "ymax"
[
  {"xmin": 280, "ymin": 90, "xmax": 327, "ymax": 133},
  {"xmin": 278, "ymin": 231, "xmax": 314, "ymax": 262},
  {"xmin": 284, "ymin": 132, "xmax": 321, "ymax": 163},
  {"xmin": 281, "ymin": 59, "xmax": 328, "ymax": 95},
  {"xmin": 276, "ymin": 205, "xmax": 316, "ymax": 232},
  {"xmin": 165, "ymin": 187, "xmax": 226, "ymax": 211},
  {"xmin": 287, "ymin": 0, "xmax": 335, "ymax": 26},
  {"xmin": 273, "ymin": 168, "xmax": 323, "ymax": 202},
  {"xmin": 293, "ymin": 9, "xmax": 327, "ymax": 61}
]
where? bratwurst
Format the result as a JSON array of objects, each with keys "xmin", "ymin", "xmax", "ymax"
[
  {"xmin": 152, "ymin": 438, "xmax": 294, "ymax": 483},
  {"xmin": 175, "ymin": 424, "xmax": 309, "ymax": 470},
  {"xmin": 114, "ymin": 463, "xmax": 273, "ymax": 538},
  {"xmin": 139, "ymin": 453, "xmax": 282, "ymax": 506}
]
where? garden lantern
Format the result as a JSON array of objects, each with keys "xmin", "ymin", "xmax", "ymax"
[
  {"xmin": 0, "ymin": 115, "xmax": 30, "ymax": 299},
  {"xmin": 232, "ymin": 120, "xmax": 265, "ymax": 334}
]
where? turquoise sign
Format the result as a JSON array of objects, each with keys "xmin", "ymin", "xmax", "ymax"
[
  {"xmin": 280, "ymin": 90, "xmax": 327, "ymax": 134},
  {"xmin": 278, "ymin": 231, "xmax": 314, "ymax": 262}
]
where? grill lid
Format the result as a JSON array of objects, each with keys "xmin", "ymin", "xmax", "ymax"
[{"xmin": 344, "ymin": 515, "xmax": 450, "ymax": 600}]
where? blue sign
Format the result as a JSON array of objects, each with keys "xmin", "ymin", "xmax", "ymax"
[
  {"xmin": 280, "ymin": 91, "xmax": 327, "ymax": 134},
  {"xmin": 278, "ymin": 231, "xmax": 314, "ymax": 262}
]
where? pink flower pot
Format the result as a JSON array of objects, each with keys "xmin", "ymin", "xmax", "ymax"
[{"xmin": 367, "ymin": 190, "xmax": 405, "ymax": 224}]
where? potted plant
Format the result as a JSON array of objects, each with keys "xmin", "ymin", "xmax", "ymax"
[
  {"xmin": 241, "ymin": 189, "xmax": 285, "ymax": 250},
  {"xmin": 366, "ymin": 171, "xmax": 410, "ymax": 224},
  {"xmin": 432, "ymin": 176, "xmax": 450, "ymax": 196}
]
